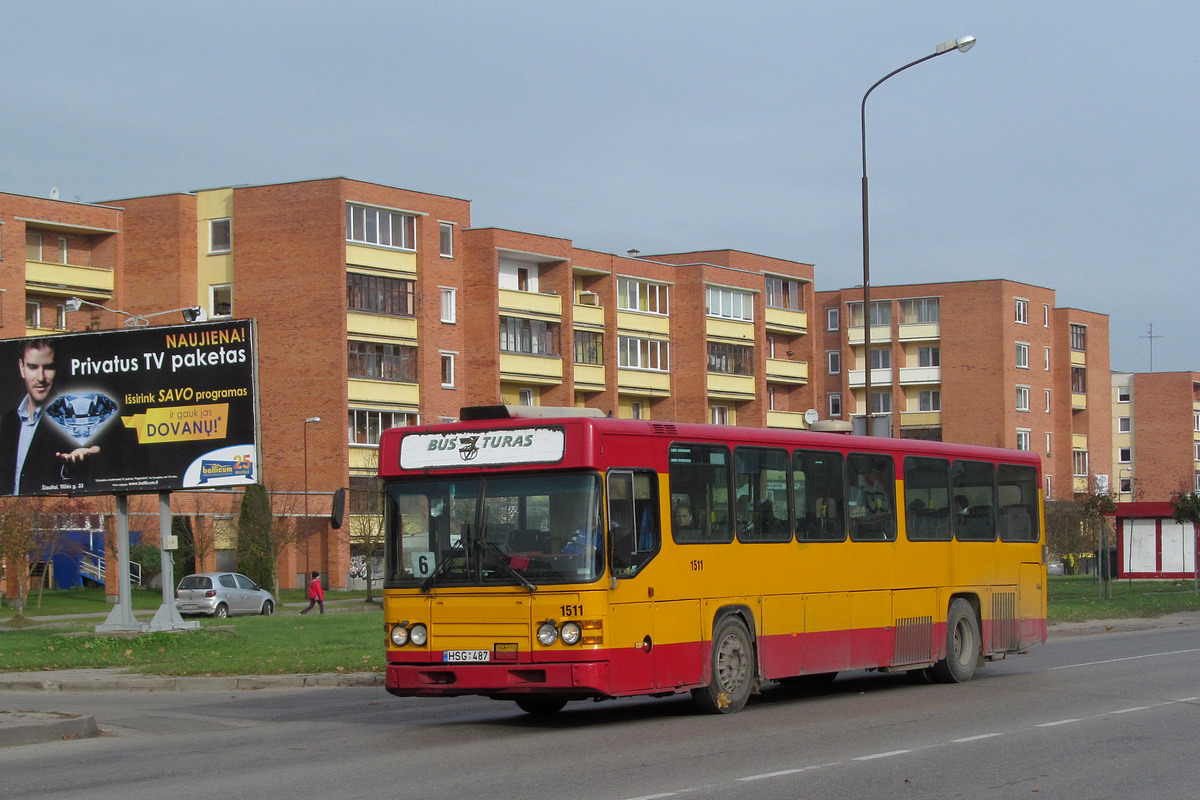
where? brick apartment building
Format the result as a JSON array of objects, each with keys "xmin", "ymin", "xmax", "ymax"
[
  {"xmin": 1111, "ymin": 371, "xmax": 1200, "ymax": 500},
  {"xmin": 3, "ymin": 180, "xmax": 1141, "ymax": 590},
  {"xmin": 815, "ymin": 280, "xmax": 1111, "ymax": 502}
]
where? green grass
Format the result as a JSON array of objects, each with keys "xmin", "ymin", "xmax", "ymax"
[
  {"xmin": 2, "ymin": 579, "xmax": 1199, "ymax": 676},
  {"xmin": 1047, "ymin": 575, "xmax": 1200, "ymax": 623}
]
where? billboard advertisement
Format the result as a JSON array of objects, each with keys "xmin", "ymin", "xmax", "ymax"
[{"xmin": 0, "ymin": 320, "xmax": 259, "ymax": 497}]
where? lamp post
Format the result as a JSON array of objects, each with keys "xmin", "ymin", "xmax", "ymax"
[
  {"xmin": 860, "ymin": 35, "xmax": 975, "ymax": 435},
  {"xmin": 303, "ymin": 416, "xmax": 321, "ymax": 576}
]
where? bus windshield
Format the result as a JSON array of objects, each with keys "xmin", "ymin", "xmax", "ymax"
[{"xmin": 384, "ymin": 471, "xmax": 605, "ymax": 590}]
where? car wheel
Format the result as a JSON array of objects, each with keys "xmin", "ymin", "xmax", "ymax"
[
  {"xmin": 261, "ymin": 600, "xmax": 274, "ymax": 616},
  {"xmin": 215, "ymin": 603, "xmax": 229, "ymax": 619}
]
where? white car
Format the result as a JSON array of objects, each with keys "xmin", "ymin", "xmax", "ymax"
[{"xmin": 175, "ymin": 572, "xmax": 275, "ymax": 618}]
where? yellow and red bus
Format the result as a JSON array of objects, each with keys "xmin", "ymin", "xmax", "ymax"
[{"xmin": 378, "ymin": 406, "xmax": 1046, "ymax": 714}]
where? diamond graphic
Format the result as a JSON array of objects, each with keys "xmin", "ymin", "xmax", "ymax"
[{"xmin": 45, "ymin": 393, "xmax": 119, "ymax": 444}]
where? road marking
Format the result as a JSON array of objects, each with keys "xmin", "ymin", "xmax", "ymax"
[
  {"xmin": 854, "ymin": 749, "xmax": 912, "ymax": 761},
  {"xmin": 953, "ymin": 732, "xmax": 1005, "ymax": 742},
  {"xmin": 1111, "ymin": 706, "xmax": 1150, "ymax": 714},
  {"xmin": 1036, "ymin": 718, "xmax": 1081, "ymax": 727},
  {"xmin": 1050, "ymin": 648, "xmax": 1200, "ymax": 671}
]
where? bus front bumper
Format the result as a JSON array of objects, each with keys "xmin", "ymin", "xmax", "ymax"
[{"xmin": 385, "ymin": 660, "xmax": 611, "ymax": 697}]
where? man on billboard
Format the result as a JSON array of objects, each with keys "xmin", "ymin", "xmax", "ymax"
[{"xmin": 0, "ymin": 338, "xmax": 99, "ymax": 496}]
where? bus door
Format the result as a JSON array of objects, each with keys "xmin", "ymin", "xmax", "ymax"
[{"xmin": 606, "ymin": 469, "xmax": 689, "ymax": 692}]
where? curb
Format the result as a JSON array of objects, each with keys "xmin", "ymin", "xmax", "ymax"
[
  {"xmin": 0, "ymin": 712, "xmax": 99, "ymax": 747},
  {"xmin": 0, "ymin": 669, "xmax": 384, "ymax": 693}
]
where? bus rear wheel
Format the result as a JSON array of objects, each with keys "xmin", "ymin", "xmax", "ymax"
[
  {"xmin": 515, "ymin": 696, "xmax": 568, "ymax": 715},
  {"xmin": 693, "ymin": 617, "xmax": 754, "ymax": 714},
  {"xmin": 931, "ymin": 598, "xmax": 980, "ymax": 684}
]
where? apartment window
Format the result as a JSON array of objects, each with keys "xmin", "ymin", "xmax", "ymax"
[
  {"xmin": 707, "ymin": 286, "xmax": 754, "ymax": 321},
  {"xmin": 918, "ymin": 346, "xmax": 940, "ymax": 367},
  {"xmin": 630, "ymin": 401, "xmax": 644, "ymax": 420},
  {"xmin": 1046, "ymin": 433, "xmax": 1052, "ymax": 457},
  {"xmin": 25, "ymin": 301, "xmax": 39, "ymax": 328},
  {"xmin": 441, "ymin": 353, "xmax": 455, "ymax": 388},
  {"xmin": 1071, "ymin": 367, "xmax": 1087, "ymax": 394},
  {"xmin": 1043, "ymin": 303, "xmax": 1050, "ymax": 327},
  {"xmin": 1072, "ymin": 449, "xmax": 1089, "ymax": 477},
  {"xmin": 210, "ymin": 284, "xmax": 232, "ymax": 317},
  {"xmin": 1195, "ymin": 441, "xmax": 1200, "ymax": 461},
  {"xmin": 1016, "ymin": 342, "xmax": 1030, "ymax": 369},
  {"xmin": 1044, "ymin": 346, "xmax": 1051, "ymax": 371},
  {"xmin": 347, "ymin": 273, "xmax": 415, "ymax": 317},
  {"xmin": 1118, "ymin": 447, "xmax": 1132, "ymax": 463},
  {"xmin": 348, "ymin": 341, "xmax": 418, "ymax": 382},
  {"xmin": 848, "ymin": 301, "xmax": 890, "ymax": 327},
  {"xmin": 574, "ymin": 330, "xmax": 603, "ymax": 364},
  {"xmin": 1015, "ymin": 298, "xmax": 1029, "ymax": 324},
  {"xmin": 826, "ymin": 307, "xmax": 840, "ymax": 331},
  {"xmin": 870, "ymin": 391, "xmax": 892, "ymax": 414},
  {"xmin": 1045, "ymin": 388, "xmax": 1052, "ymax": 412},
  {"xmin": 1118, "ymin": 416, "xmax": 1131, "ymax": 433},
  {"xmin": 500, "ymin": 316, "xmax": 559, "ymax": 355},
  {"xmin": 439, "ymin": 222, "xmax": 454, "ymax": 257},
  {"xmin": 56, "ymin": 236, "xmax": 69, "ymax": 265},
  {"xmin": 1070, "ymin": 323, "xmax": 1087, "ymax": 351},
  {"xmin": 767, "ymin": 385, "xmax": 777, "ymax": 411},
  {"xmin": 1119, "ymin": 477, "xmax": 1132, "ymax": 494},
  {"xmin": 899, "ymin": 297, "xmax": 939, "ymax": 324},
  {"xmin": 919, "ymin": 390, "xmax": 941, "ymax": 411},
  {"xmin": 617, "ymin": 277, "xmax": 669, "ymax": 314},
  {"xmin": 440, "ymin": 287, "xmax": 456, "ymax": 323},
  {"xmin": 1117, "ymin": 386, "xmax": 1131, "ymax": 403},
  {"xmin": 827, "ymin": 350, "xmax": 841, "ymax": 375},
  {"xmin": 26, "ymin": 233, "xmax": 42, "ymax": 261},
  {"xmin": 708, "ymin": 342, "xmax": 753, "ymax": 375},
  {"xmin": 209, "ymin": 218, "xmax": 232, "ymax": 254},
  {"xmin": 518, "ymin": 389, "xmax": 534, "ymax": 406},
  {"xmin": 710, "ymin": 405, "xmax": 730, "ymax": 425},
  {"xmin": 1195, "ymin": 413, "xmax": 1200, "ymax": 432},
  {"xmin": 829, "ymin": 393, "xmax": 842, "ymax": 418},
  {"xmin": 1016, "ymin": 429, "xmax": 1031, "ymax": 451},
  {"xmin": 1016, "ymin": 386, "xmax": 1030, "ymax": 412},
  {"xmin": 618, "ymin": 335, "xmax": 668, "ymax": 371},
  {"xmin": 764, "ymin": 276, "xmax": 802, "ymax": 310},
  {"xmin": 348, "ymin": 409, "xmax": 414, "ymax": 446},
  {"xmin": 869, "ymin": 348, "xmax": 890, "ymax": 370},
  {"xmin": 346, "ymin": 203, "xmax": 416, "ymax": 250}
]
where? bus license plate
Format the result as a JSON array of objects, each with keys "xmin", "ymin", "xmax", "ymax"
[{"xmin": 443, "ymin": 650, "xmax": 491, "ymax": 663}]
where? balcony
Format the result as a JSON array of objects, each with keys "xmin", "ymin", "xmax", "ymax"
[
  {"xmin": 25, "ymin": 260, "xmax": 114, "ymax": 298},
  {"xmin": 706, "ymin": 318, "xmax": 754, "ymax": 342},
  {"xmin": 707, "ymin": 372, "xmax": 756, "ymax": 401},
  {"xmin": 573, "ymin": 362, "xmax": 606, "ymax": 391},
  {"xmin": 765, "ymin": 357, "xmax": 808, "ymax": 384},
  {"xmin": 616, "ymin": 309, "xmax": 670, "ymax": 336},
  {"xmin": 766, "ymin": 409, "xmax": 807, "ymax": 429},
  {"xmin": 847, "ymin": 324, "xmax": 892, "ymax": 346},
  {"xmin": 573, "ymin": 302, "xmax": 604, "ymax": 328},
  {"xmin": 1072, "ymin": 392, "xmax": 1087, "ymax": 410},
  {"xmin": 499, "ymin": 353, "xmax": 563, "ymax": 385},
  {"xmin": 900, "ymin": 410, "xmax": 942, "ymax": 428},
  {"xmin": 345, "ymin": 243, "xmax": 418, "ymax": 273},
  {"xmin": 764, "ymin": 306, "xmax": 807, "ymax": 335},
  {"xmin": 348, "ymin": 379, "xmax": 420, "ymax": 407},
  {"xmin": 617, "ymin": 368, "xmax": 671, "ymax": 396},
  {"xmin": 347, "ymin": 312, "xmax": 418, "ymax": 340},
  {"xmin": 1070, "ymin": 349, "xmax": 1086, "ymax": 367},
  {"xmin": 499, "ymin": 288, "xmax": 562, "ymax": 318},
  {"xmin": 898, "ymin": 366, "xmax": 941, "ymax": 385},
  {"xmin": 897, "ymin": 322, "xmax": 940, "ymax": 342},
  {"xmin": 848, "ymin": 368, "xmax": 894, "ymax": 388}
]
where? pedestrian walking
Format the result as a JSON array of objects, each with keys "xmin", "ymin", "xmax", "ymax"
[{"xmin": 300, "ymin": 570, "xmax": 325, "ymax": 615}]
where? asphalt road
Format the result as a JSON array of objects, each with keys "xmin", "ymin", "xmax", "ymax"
[{"xmin": 1, "ymin": 621, "xmax": 1198, "ymax": 800}]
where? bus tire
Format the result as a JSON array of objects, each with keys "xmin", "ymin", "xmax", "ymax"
[
  {"xmin": 931, "ymin": 598, "xmax": 980, "ymax": 684},
  {"xmin": 515, "ymin": 696, "xmax": 568, "ymax": 715},
  {"xmin": 692, "ymin": 616, "xmax": 754, "ymax": 714}
]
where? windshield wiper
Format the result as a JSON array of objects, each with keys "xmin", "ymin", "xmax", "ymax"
[
  {"xmin": 420, "ymin": 538, "xmax": 465, "ymax": 593},
  {"xmin": 482, "ymin": 539, "xmax": 538, "ymax": 592}
]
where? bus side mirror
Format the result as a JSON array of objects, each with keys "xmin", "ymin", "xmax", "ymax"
[{"xmin": 331, "ymin": 487, "xmax": 347, "ymax": 529}]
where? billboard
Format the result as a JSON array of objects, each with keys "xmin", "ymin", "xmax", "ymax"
[{"xmin": 0, "ymin": 320, "xmax": 259, "ymax": 497}]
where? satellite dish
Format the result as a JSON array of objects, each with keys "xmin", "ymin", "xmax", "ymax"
[
  {"xmin": 804, "ymin": 408, "xmax": 819, "ymax": 425},
  {"xmin": 50, "ymin": 187, "xmax": 59, "ymax": 199}
]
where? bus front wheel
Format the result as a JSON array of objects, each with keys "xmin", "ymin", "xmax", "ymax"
[
  {"xmin": 693, "ymin": 617, "xmax": 754, "ymax": 714},
  {"xmin": 932, "ymin": 598, "xmax": 980, "ymax": 684}
]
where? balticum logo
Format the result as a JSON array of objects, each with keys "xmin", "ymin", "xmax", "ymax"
[{"xmin": 198, "ymin": 455, "xmax": 254, "ymax": 483}]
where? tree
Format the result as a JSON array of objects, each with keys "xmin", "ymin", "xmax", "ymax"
[
  {"xmin": 1169, "ymin": 491, "xmax": 1200, "ymax": 595},
  {"xmin": 235, "ymin": 483, "xmax": 306, "ymax": 595},
  {"xmin": 0, "ymin": 495, "xmax": 92, "ymax": 615},
  {"xmin": 348, "ymin": 476, "xmax": 386, "ymax": 603}
]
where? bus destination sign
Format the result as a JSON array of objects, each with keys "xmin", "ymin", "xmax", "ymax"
[{"xmin": 399, "ymin": 426, "xmax": 566, "ymax": 470}]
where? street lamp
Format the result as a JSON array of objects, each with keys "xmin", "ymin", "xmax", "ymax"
[
  {"xmin": 64, "ymin": 296, "xmax": 205, "ymax": 326},
  {"xmin": 860, "ymin": 35, "xmax": 975, "ymax": 435},
  {"xmin": 303, "ymin": 416, "xmax": 321, "ymax": 578}
]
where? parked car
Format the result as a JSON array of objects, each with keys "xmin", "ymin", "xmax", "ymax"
[{"xmin": 175, "ymin": 572, "xmax": 275, "ymax": 618}]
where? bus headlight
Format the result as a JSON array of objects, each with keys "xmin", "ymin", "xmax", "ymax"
[
  {"xmin": 536, "ymin": 622, "xmax": 559, "ymax": 646},
  {"xmin": 409, "ymin": 623, "xmax": 428, "ymax": 646},
  {"xmin": 560, "ymin": 621, "xmax": 582, "ymax": 646},
  {"xmin": 390, "ymin": 624, "xmax": 409, "ymax": 647}
]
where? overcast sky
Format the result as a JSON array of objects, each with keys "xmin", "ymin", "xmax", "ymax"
[{"xmin": 4, "ymin": 1, "xmax": 1196, "ymax": 373}]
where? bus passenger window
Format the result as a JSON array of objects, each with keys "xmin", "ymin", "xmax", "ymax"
[
  {"xmin": 952, "ymin": 460, "xmax": 997, "ymax": 541},
  {"xmin": 668, "ymin": 443, "xmax": 733, "ymax": 544},
  {"xmin": 607, "ymin": 469, "xmax": 659, "ymax": 574},
  {"xmin": 847, "ymin": 453, "xmax": 896, "ymax": 541},
  {"xmin": 997, "ymin": 463, "xmax": 1040, "ymax": 542},
  {"xmin": 903, "ymin": 456, "xmax": 952, "ymax": 541},
  {"xmin": 794, "ymin": 449, "xmax": 846, "ymax": 541}
]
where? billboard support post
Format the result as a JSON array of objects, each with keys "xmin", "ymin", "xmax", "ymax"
[
  {"xmin": 146, "ymin": 491, "xmax": 198, "ymax": 631},
  {"xmin": 96, "ymin": 495, "xmax": 143, "ymax": 632}
]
